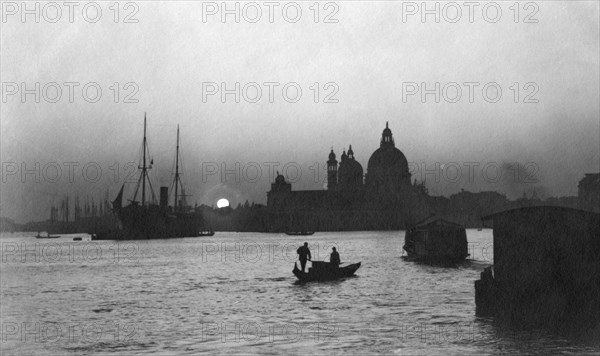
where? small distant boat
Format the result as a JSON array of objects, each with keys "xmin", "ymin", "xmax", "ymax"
[
  {"xmin": 477, "ymin": 227, "xmax": 483, "ymax": 231},
  {"xmin": 293, "ymin": 261, "xmax": 361, "ymax": 282},
  {"xmin": 73, "ymin": 237, "xmax": 82, "ymax": 241},
  {"xmin": 91, "ymin": 231, "xmax": 120, "ymax": 240},
  {"xmin": 285, "ymin": 231, "xmax": 314, "ymax": 236},
  {"xmin": 35, "ymin": 232, "xmax": 60, "ymax": 239},
  {"xmin": 198, "ymin": 230, "xmax": 215, "ymax": 236},
  {"xmin": 403, "ymin": 217, "xmax": 469, "ymax": 263}
]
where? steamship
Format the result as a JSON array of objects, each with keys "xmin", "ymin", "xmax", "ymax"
[{"xmin": 93, "ymin": 115, "xmax": 203, "ymax": 240}]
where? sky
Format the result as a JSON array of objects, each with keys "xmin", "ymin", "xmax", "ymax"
[{"xmin": 1, "ymin": 1, "xmax": 599, "ymax": 222}]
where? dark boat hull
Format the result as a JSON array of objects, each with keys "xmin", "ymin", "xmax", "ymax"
[
  {"xmin": 92, "ymin": 228, "xmax": 205, "ymax": 240},
  {"xmin": 293, "ymin": 262, "xmax": 361, "ymax": 282},
  {"xmin": 403, "ymin": 248, "xmax": 469, "ymax": 263},
  {"xmin": 118, "ymin": 205, "xmax": 201, "ymax": 239},
  {"xmin": 92, "ymin": 204, "xmax": 207, "ymax": 240},
  {"xmin": 285, "ymin": 232, "xmax": 315, "ymax": 236}
]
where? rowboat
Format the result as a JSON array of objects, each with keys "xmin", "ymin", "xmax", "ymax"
[{"xmin": 293, "ymin": 261, "xmax": 361, "ymax": 282}]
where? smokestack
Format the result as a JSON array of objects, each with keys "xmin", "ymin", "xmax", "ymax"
[{"xmin": 160, "ymin": 187, "xmax": 168, "ymax": 210}]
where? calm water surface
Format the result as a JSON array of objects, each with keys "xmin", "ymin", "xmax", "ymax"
[{"xmin": 2, "ymin": 230, "xmax": 599, "ymax": 355}]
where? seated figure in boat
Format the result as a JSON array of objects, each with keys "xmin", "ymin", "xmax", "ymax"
[
  {"xmin": 330, "ymin": 247, "xmax": 340, "ymax": 266},
  {"xmin": 297, "ymin": 242, "xmax": 311, "ymax": 272}
]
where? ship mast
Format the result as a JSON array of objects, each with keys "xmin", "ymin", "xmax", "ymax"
[
  {"xmin": 174, "ymin": 125, "xmax": 180, "ymax": 210},
  {"xmin": 132, "ymin": 113, "xmax": 156, "ymax": 206},
  {"xmin": 142, "ymin": 114, "xmax": 147, "ymax": 206},
  {"xmin": 170, "ymin": 124, "xmax": 189, "ymax": 211}
]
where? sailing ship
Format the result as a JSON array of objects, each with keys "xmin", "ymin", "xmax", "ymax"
[{"xmin": 94, "ymin": 115, "xmax": 204, "ymax": 240}]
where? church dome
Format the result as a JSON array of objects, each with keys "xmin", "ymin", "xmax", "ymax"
[
  {"xmin": 367, "ymin": 147, "xmax": 409, "ymax": 178},
  {"xmin": 366, "ymin": 123, "xmax": 411, "ymax": 189}
]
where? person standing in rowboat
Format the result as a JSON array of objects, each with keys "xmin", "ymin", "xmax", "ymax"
[
  {"xmin": 330, "ymin": 247, "xmax": 341, "ymax": 266},
  {"xmin": 297, "ymin": 242, "xmax": 311, "ymax": 272}
]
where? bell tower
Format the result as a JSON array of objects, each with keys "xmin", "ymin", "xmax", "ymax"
[{"xmin": 327, "ymin": 148, "xmax": 338, "ymax": 190}]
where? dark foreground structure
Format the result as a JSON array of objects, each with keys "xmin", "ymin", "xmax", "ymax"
[
  {"xmin": 403, "ymin": 217, "xmax": 469, "ymax": 263},
  {"xmin": 475, "ymin": 206, "xmax": 600, "ymax": 331}
]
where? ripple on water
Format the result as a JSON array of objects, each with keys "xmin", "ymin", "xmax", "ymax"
[{"xmin": 1, "ymin": 231, "xmax": 597, "ymax": 355}]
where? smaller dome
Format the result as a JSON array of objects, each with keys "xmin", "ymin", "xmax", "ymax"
[{"xmin": 338, "ymin": 149, "xmax": 364, "ymax": 189}]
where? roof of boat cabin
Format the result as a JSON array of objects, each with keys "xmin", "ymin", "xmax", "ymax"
[
  {"xmin": 413, "ymin": 217, "xmax": 465, "ymax": 230},
  {"xmin": 482, "ymin": 205, "xmax": 600, "ymax": 221}
]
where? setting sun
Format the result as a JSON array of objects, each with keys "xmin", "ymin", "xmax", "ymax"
[{"xmin": 216, "ymin": 198, "xmax": 230, "ymax": 208}]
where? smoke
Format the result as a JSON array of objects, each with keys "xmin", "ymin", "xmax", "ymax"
[{"xmin": 499, "ymin": 162, "xmax": 551, "ymax": 199}]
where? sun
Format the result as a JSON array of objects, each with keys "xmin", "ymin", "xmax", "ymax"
[{"xmin": 216, "ymin": 198, "xmax": 230, "ymax": 208}]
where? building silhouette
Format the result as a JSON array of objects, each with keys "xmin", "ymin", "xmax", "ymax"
[
  {"xmin": 266, "ymin": 123, "xmax": 429, "ymax": 231},
  {"xmin": 578, "ymin": 173, "xmax": 600, "ymax": 212}
]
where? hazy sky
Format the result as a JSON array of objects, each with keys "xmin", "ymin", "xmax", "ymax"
[{"xmin": 1, "ymin": 1, "xmax": 599, "ymax": 222}]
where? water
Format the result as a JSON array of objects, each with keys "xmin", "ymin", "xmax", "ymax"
[{"xmin": 1, "ymin": 230, "xmax": 598, "ymax": 355}]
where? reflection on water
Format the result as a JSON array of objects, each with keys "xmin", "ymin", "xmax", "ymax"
[{"xmin": 1, "ymin": 230, "xmax": 598, "ymax": 355}]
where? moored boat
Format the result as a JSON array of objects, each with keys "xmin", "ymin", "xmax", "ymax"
[
  {"xmin": 198, "ymin": 230, "xmax": 215, "ymax": 236},
  {"xmin": 35, "ymin": 232, "xmax": 60, "ymax": 239},
  {"xmin": 293, "ymin": 261, "xmax": 361, "ymax": 282},
  {"xmin": 403, "ymin": 217, "xmax": 469, "ymax": 263}
]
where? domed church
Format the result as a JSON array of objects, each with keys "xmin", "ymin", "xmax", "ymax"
[{"xmin": 267, "ymin": 123, "xmax": 428, "ymax": 231}]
